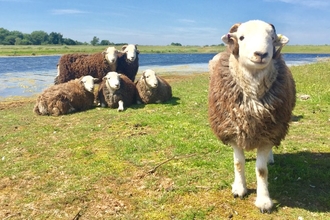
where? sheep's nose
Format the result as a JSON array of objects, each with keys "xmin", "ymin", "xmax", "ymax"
[{"xmin": 254, "ymin": 51, "xmax": 268, "ymax": 59}]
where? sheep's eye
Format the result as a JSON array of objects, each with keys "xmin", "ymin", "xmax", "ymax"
[{"xmin": 239, "ymin": 36, "xmax": 244, "ymax": 41}]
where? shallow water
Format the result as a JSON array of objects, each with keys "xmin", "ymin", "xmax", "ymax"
[{"xmin": 0, "ymin": 53, "xmax": 329, "ymax": 99}]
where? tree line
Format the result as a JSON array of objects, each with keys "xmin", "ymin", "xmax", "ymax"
[{"xmin": 0, "ymin": 28, "xmax": 125, "ymax": 46}]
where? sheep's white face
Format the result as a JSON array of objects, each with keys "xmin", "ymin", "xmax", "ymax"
[
  {"xmin": 143, "ymin": 69, "xmax": 158, "ymax": 88},
  {"xmin": 104, "ymin": 71, "xmax": 120, "ymax": 90},
  {"xmin": 103, "ymin": 47, "xmax": 118, "ymax": 64},
  {"xmin": 236, "ymin": 20, "xmax": 276, "ymax": 69},
  {"xmin": 122, "ymin": 44, "xmax": 138, "ymax": 62},
  {"xmin": 81, "ymin": 75, "xmax": 97, "ymax": 92}
]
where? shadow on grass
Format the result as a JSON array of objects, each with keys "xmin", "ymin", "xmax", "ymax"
[
  {"xmin": 291, "ymin": 114, "xmax": 303, "ymax": 122},
  {"xmin": 269, "ymin": 151, "xmax": 330, "ymax": 213},
  {"xmin": 130, "ymin": 96, "xmax": 181, "ymax": 110}
]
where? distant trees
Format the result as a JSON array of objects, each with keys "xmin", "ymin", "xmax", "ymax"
[
  {"xmin": 49, "ymin": 32, "xmax": 63, "ymax": 44},
  {"xmin": 0, "ymin": 27, "xmax": 122, "ymax": 46},
  {"xmin": 100, "ymin": 40, "xmax": 113, "ymax": 45},
  {"xmin": 171, "ymin": 42, "xmax": 182, "ymax": 46},
  {"xmin": 90, "ymin": 36, "xmax": 99, "ymax": 46}
]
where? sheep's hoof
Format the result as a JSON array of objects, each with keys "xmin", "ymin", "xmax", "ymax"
[
  {"xmin": 233, "ymin": 193, "xmax": 245, "ymax": 200},
  {"xmin": 255, "ymin": 196, "xmax": 273, "ymax": 213},
  {"xmin": 259, "ymin": 208, "xmax": 272, "ymax": 214}
]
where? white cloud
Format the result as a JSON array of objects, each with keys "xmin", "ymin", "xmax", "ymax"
[
  {"xmin": 178, "ymin": 19, "xmax": 196, "ymax": 24},
  {"xmin": 51, "ymin": 9, "xmax": 87, "ymax": 15}
]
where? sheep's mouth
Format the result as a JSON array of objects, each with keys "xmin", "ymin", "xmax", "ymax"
[
  {"xmin": 249, "ymin": 57, "xmax": 270, "ymax": 66},
  {"xmin": 251, "ymin": 60, "xmax": 267, "ymax": 65}
]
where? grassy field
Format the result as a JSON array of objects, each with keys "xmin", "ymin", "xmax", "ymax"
[
  {"xmin": 0, "ymin": 61, "xmax": 330, "ymax": 219},
  {"xmin": 1, "ymin": 44, "xmax": 330, "ymax": 56}
]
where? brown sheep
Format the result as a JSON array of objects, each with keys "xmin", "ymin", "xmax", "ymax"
[
  {"xmin": 34, "ymin": 75, "xmax": 98, "ymax": 116},
  {"xmin": 116, "ymin": 44, "xmax": 139, "ymax": 82},
  {"xmin": 135, "ymin": 69, "xmax": 172, "ymax": 104},
  {"xmin": 54, "ymin": 47, "xmax": 118, "ymax": 84},
  {"xmin": 208, "ymin": 20, "xmax": 296, "ymax": 213},
  {"xmin": 97, "ymin": 71, "xmax": 136, "ymax": 111}
]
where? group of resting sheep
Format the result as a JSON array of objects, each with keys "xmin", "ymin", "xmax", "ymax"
[
  {"xmin": 34, "ymin": 20, "xmax": 296, "ymax": 214},
  {"xmin": 33, "ymin": 44, "xmax": 173, "ymax": 116}
]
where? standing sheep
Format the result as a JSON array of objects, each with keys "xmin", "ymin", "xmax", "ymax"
[
  {"xmin": 135, "ymin": 69, "xmax": 172, "ymax": 104},
  {"xmin": 34, "ymin": 75, "xmax": 98, "ymax": 116},
  {"xmin": 116, "ymin": 44, "xmax": 139, "ymax": 82},
  {"xmin": 208, "ymin": 20, "xmax": 296, "ymax": 213},
  {"xmin": 54, "ymin": 46, "xmax": 119, "ymax": 84},
  {"xmin": 97, "ymin": 71, "xmax": 136, "ymax": 112}
]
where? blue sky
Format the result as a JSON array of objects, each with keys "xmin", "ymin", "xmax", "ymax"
[{"xmin": 1, "ymin": 0, "xmax": 329, "ymax": 45}]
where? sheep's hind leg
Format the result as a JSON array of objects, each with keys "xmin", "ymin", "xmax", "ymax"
[
  {"xmin": 232, "ymin": 145, "xmax": 247, "ymax": 198},
  {"xmin": 255, "ymin": 146, "xmax": 273, "ymax": 213}
]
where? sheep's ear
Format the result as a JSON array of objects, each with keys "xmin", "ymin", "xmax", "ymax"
[
  {"xmin": 273, "ymin": 34, "xmax": 289, "ymax": 59},
  {"xmin": 102, "ymin": 51, "xmax": 107, "ymax": 55},
  {"xmin": 136, "ymin": 49, "xmax": 140, "ymax": 54},
  {"xmin": 93, "ymin": 78, "xmax": 100, "ymax": 83},
  {"xmin": 229, "ymin": 23, "xmax": 240, "ymax": 33},
  {"xmin": 222, "ymin": 23, "xmax": 240, "ymax": 55},
  {"xmin": 117, "ymin": 51, "xmax": 125, "ymax": 57},
  {"xmin": 274, "ymin": 34, "xmax": 289, "ymax": 46},
  {"xmin": 222, "ymin": 33, "xmax": 239, "ymax": 55},
  {"xmin": 121, "ymin": 45, "xmax": 128, "ymax": 51}
]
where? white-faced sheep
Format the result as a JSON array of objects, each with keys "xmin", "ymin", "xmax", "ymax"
[
  {"xmin": 135, "ymin": 69, "xmax": 172, "ymax": 104},
  {"xmin": 208, "ymin": 20, "xmax": 296, "ymax": 213},
  {"xmin": 97, "ymin": 71, "xmax": 136, "ymax": 111},
  {"xmin": 34, "ymin": 75, "xmax": 98, "ymax": 116},
  {"xmin": 116, "ymin": 44, "xmax": 139, "ymax": 82},
  {"xmin": 54, "ymin": 46, "xmax": 119, "ymax": 84}
]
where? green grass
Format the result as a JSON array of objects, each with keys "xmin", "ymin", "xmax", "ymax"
[
  {"xmin": 1, "ymin": 44, "xmax": 330, "ymax": 56},
  {"xmin": 1, "ymin": 61, "xmax": 330, "ymax": 219}
]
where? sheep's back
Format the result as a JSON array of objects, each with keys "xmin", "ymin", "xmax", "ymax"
[
  {"xmin": 57, "ymin": 54, "xmax": 89, "ymax": 84},
  {"xmin": 208, "ymin": 50, "xmax": 296, "ymax": 150},
  {"xmin": 57, "ymin": 53, "xmax": 115, "ymax": 84}
]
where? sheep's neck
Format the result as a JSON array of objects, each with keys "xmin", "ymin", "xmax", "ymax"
[{"xmin": 229, "ymin": 55, "xmax": 277, "ymax": 100}]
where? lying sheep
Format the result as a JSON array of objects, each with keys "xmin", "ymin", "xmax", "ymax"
[
  {"xmin": 208, "ymin": 20, "xmax": 296, "ymax": 213},
  {"xmin": 135, "ymin": 69, "xmax": 172, "ymax": 104},
  {"xmin": 54, "ymin": 46, "xmax": 119, "ymax": 84},
  {"xmin": 34, "ymin": 75, "xmax": 98, "ymax": 116},
  {"xmin": 97, "ymin": 71, "xmax": 136, "ymax": 111},
  {"xmin": 116, "ymin": 44, "xmax": 139, "ymax": 82}
]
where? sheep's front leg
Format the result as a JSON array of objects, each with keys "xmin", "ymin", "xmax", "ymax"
[
  {"xmin": 117, "ymin": 100, "xmax": 124, "ymax": 112},
  {"xmin": 255, "ymin": 146, "xmax": 273, "ymax": 213},
  {"xmin": 232, "ymin": 145, "xmax": 247, "ymax": 198}
]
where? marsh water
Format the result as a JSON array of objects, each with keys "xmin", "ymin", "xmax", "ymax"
[{"xmin": 0, "ymin": 53, "xmax": 329, "ymax": 98}]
